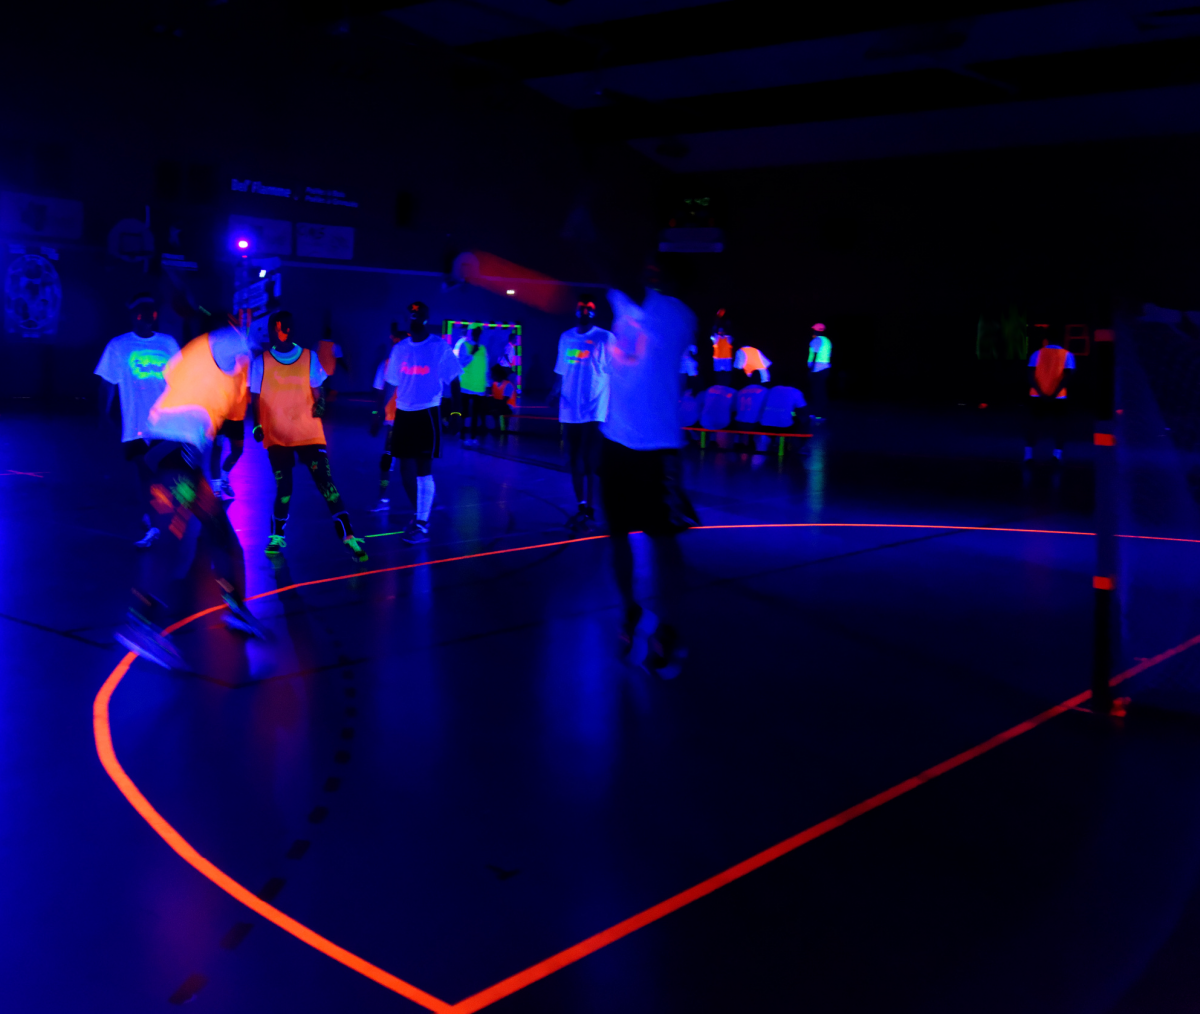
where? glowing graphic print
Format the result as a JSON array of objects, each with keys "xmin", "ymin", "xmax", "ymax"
[{"xmin": 128, "ymin": 349, "xmax": 170, "ymax": 381}]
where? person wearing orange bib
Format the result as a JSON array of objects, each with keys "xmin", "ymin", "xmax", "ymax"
[
  {"xmin": 711, "ymin": 326, "xmax": 733, "ymax": 371},
  {"xmin": 250, "ymin": 311, "xmax": 368, "ymax": 562},
  {"xmin": 1024, "ymin": 335, "xmax": 1075, "ymax": 462},
  {"xmin": 112, "ymin": 310, "xmax": 267, "ymax": 668}
]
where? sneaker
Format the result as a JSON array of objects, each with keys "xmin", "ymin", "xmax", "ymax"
[
  {"xmin": 1052, "ymin": 448, "xmax": 1063, "ymax": 461},
  {"xmin": 619, "ymin": 605, "xmax": 656, "ymax": 666},
  {"xmin": 265, "ymin": 534, "xmax": 287, "ymax": 556},
  {"xmin": 344, "ymin": 535, "xmax": 369, "ymax": 562},
  {"xmin": 643, "ymin": 622, "xmax": 687, "ymax": 680},
  {"xmin": 114, "ymin": 613, "xmax": 184, "ymax": 669},
  {"xmin": 401, "ymin": 519, "xmax": 429, "ymax": 544},
  {"xmin": 212, "ymin": 478, "xmax": 234, "ymax": 500},
  {"xmin": 221, "ymin": 594, "xmax": 269, "ymax": 639},
  {"xmin": 134, "ymin": 526, "xmax": 160, "ymax": 549},
  {"xmin": 370, "ymin": 498, "xmax": 391, "ymax": 513}
]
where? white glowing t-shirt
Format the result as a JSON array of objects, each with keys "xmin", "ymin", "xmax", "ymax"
[
  {"xmin": 94, "ymin": 331, "xmax": 181, "ymax": 443},
  {"xmin": 383, "ymin": 336, "xmax": 462, "ymax": 411},
  {"xmin": 602, "ymin": 289, "xmax": 696, "ymax": 451},
  {"xmin": 555, "ymin": 326, "xmax": 612, "ymax": 424}
]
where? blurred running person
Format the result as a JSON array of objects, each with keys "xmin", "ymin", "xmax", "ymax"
[
  {"xmin": 373, "ymin": 301, "xmax": 462, "ymax": 544},
  {"xmin": 603, "ymin": 260, "xmax": 699, "ymax": 679},
  {"xmin": 94, "ymin": 293, "xmax": 180, "ymax": 546},
  {"xmin": 113, "ymin": 309, "xmax": 265, "ymax": 667},
  {"xmin": 250, "ymin": 311, "xmax": 368, "ymax": 562},
  {"xmin": 549, "ymin": 295, "xmax": 612, "ymax": 531}
]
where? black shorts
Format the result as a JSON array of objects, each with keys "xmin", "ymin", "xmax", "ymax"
[
  {"xmin": 388, "ymin": 407, "xmax": 441, "ymax": 459},
  {"xmin": 122, "ymin": 439, "xmax": 149, "ymax": 461},
  {"xmin": 218, "ymin": 417, "xmax": 245, "ymax": 440},
  {"xmin": 600, "ymin": 436, "xmax": 699, "ymax": 537},
  {"xmin": 563, "ymin": 421, "xmax": 601, "ymax": 471}
]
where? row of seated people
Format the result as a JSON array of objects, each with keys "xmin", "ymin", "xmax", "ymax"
[{"xmin": 681, "ymin": 384, "xmax": 810, "ymax": 450}]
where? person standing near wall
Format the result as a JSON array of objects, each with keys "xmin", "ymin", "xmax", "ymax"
[
  {"xmin": 549, "ymin": 294, "xmax": 612, "ymax": 531},
  {"xmin": 602, "ymin": 259, "xmax": 699, "ymax": 679},
  {"xmin": 807, "ymin": 322, "xmax": 832, "ymax": 422},
  {"xmin": 453, "ymin": 326, "xmax": 490, "ymax": 447},
  {"xmin": 94, "ymin": 293, "xmax": 180, "ymax": 547},
  {"xmin": 1024, "ymin": 330, "xmax": 1075, "ymax": 462}
]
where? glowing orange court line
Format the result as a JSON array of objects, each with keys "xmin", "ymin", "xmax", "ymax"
[{"xmin": 93, "ymin": 524, "xmax": 1200, "ymax": 1012}]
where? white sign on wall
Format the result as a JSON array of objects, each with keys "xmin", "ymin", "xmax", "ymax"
[{"xmin": 296, "ymin": 222, "xmax": 354, "ymax": 260}]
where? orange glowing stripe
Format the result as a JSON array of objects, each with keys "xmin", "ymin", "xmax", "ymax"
[
  {"xmin": 93, "ymin": 652, "xmax": 454, "ymax": 1014},
  {"xmin": 93, "ymin": 525, "xmax": 1200, "ymax": 1012},
  {"xmin": 1093, "ymin": 576, "xmax": 1114, "ymax": 590}
]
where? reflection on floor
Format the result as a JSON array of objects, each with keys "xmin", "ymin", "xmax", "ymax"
[{"xmin": 4, "ymin": 403, "xmax": 1200, "ymax": 1014}]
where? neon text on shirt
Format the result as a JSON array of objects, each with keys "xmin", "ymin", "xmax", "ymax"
[
  {"xmin": 128, "ymin": 350, "xmax": 170, "ymax": 381},
  {"xmin": 400, "ymin": 364, "xmax": 430, "ymax": 375},
  {"xmin": 565, "ymin": 348, "xmax": 591, "ymax": 363}
]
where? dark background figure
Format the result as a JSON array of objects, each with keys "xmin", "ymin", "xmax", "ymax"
[
  {"xmin": 93, "ymin": 293, "xmax": 180, "ymax": 547},
  {"xmin": 550, "ymin": 293, "xmax": 613, "ymax": 531}
]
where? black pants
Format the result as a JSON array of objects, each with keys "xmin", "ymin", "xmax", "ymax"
[
  {"xmin": 564, "ymin": 421, "xmax": 602, "ymax": 505},
  {"xmin": 808, "ymin": 369, "xmax": 828, "ymax": 416},
  {"xmin": 267, "ymin": 444, "xmax": 347, "ymax": 520},
  {"xmin": 463, "ymin": 393, "xmax": 486, "ymax": 435},
  {"xmin": 136, "ymin": 443, "xmax": 246, "ymax": 620},
  {"xmin": 1024, "ymin": 397, "xmax": 1067, "ymax": 450}
]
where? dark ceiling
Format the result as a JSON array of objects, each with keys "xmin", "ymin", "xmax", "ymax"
[{"xmin": 384, "ymin": 0, "xmax": 1200, "ymax": 170}]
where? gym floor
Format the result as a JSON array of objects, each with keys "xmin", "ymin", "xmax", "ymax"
[{"xmin": 4, "ymin": 402, "xmax": 1200, "ymax": 1013}]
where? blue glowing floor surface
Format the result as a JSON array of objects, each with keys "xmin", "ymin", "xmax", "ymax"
[{"xmin": 4, "ymin": 405, "xmax": 1200, "ymax": 1014}]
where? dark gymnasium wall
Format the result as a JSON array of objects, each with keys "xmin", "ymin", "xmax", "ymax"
[
  {"xmin": 674, "ymin": 131, "xmax": 1200, "ymax": 405},
  {"xmin": 5, "ymin": 5, "xmax": 1200, "ymax": 408},
  {"xmin": 0, "ymin": 2, "xmax": 660, "ymax": 405}
]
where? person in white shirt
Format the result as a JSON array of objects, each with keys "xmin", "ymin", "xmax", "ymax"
[
  {"xmin": 94, "ymin": 293, "xmax": 180, "ymax": 547},
  {"xmin": 602, "ymin": 256, "xmax": 699, "ymax": 679},
  {"xmin": 549, "ymin": 294, "xmax": 612, "ymax": 530},
  {"xmin": 373, "ymin": 301, "xmax": 462, "ymax": 543}
]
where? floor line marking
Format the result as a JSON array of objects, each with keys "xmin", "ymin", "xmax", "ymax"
[{"xmin": 92, "ymin": 524, "xmax": 1200, "ymax": 1012}]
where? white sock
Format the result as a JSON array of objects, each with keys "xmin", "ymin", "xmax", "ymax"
[{"xmin": 416, "ymin": 475, "xmax": 435, "ymax": 522}]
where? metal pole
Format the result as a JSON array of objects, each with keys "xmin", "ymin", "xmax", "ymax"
[{"xmin": 1092, "ymin": 328, "xmax": 1117, "ymax": 715}]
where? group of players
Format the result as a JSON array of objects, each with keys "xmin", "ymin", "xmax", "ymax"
[{"xmin": 96, "ymin": 262, "xmax": 698, "ymax": 678}]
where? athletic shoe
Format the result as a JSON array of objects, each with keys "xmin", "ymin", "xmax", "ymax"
[
  {"xmin": 401, "ymin": 519, "xmax": 429, "ymax": 544},
  {"xmin": 643, "ymin": 622, "xmax": 687, "ymax": 680},
  {"xmin": 265, "ymin": 534, "xmax": 287, "ymax": 556},
  {"xmin": 212, "ymin": 478, "xmax": 234, "ymax": 500},
  {"xmin": 1052, "ymin": 448, "xmax": 1063, "ymax": 461},
  {"xmin": 344, "ymin": 535, "xmax": 369, "ymax": 562},
  {"xmin": 134, "ymin": 526, "xmax": 160, "ymax": 549},
  {"xmin": 619, "ymin": 605, "xmax": 656, "ymax": 666},
  {"xmin": 221, "ymin": 594, "xmax": 269, "ymax": 639},
  {"xmin": 114, "ymin": 614, "xmax": 184, "ymax": 670},
  {"xmin": 370, "ymin": 498, "xmax": 391, "ymax": 513}
]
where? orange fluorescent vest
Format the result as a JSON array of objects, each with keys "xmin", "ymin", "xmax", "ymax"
[
  {"xmin": 260, "ymin": 349, "xmax": 326, "ymax": 448},
  {"xmin": 151, "ymin": 333, "xmax": 248, "ymax": 441},
  {"xmin": 1032, "ymin": 347, "xmax": 1069, "ymax": 399},
  {"xmin": 714, "ymin": 335, "xmax": 732, "ymax": 359},
  {"xmin": 739, "ymin": 347, "xmax": 767, "ymax": 375}
]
